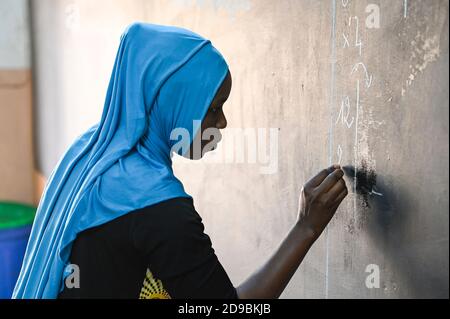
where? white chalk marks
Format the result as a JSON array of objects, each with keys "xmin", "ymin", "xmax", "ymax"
[
  {"xmin": 334, "ymin": 1, "xmax": 378, "ymax": 209},
  {"xmin": 337, "ymin": 144, "xmax": 343, "ymax": 164},
  {"xmin": 349, "ymin": 16, "xmax": 363, "ymax": 56},
  {"xmin": 351, "ymin": 62, "xmax": 373, "ymax": 88},
  {"xmin": 402, "ymin": 33, "xmax": 441, "ymax": 97},
  {"xmin": 335, "ymin": 95, "xmax": 355, "ymax": 128},
  {"xmin": 342, "ymin": 33, "xmax": 350, "ymax": 48},
  {"xmin": 328, "ymin": 0, "xmax": 381, "ymax": 296},
  {"xmin": 325, "ymin": 0, "xmax": 338, "ymax": 299}
]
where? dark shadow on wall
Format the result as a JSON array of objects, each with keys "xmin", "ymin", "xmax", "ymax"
[{"xmin": 345, "ymin": 165, "xmax": 448, "ymax": 298}]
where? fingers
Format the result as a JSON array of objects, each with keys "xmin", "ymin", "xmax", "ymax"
[
  {"xmin": 315, "ymin": 168, "xmax": 344, "ymax": 194},
  {"xmin": 326, "ymin": 177, "xmax": 347, "ymax": 198},
  {"xmin": 305, "ymin": 164, "xmax": 340, "ymax": 189},
  {"xmin": 331, "ymin": 187, "xmax": 349, "ymax": 208},
  {"xmin": 320, "ymin": 178, "xmax": 347, "ymax": 208}
]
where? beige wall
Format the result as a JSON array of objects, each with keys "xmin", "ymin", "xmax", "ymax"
[{"xmin": 0, "ymin": 0, "xmax": 35, "ymax": 206}]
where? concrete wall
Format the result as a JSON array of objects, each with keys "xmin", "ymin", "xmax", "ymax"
[
  {"xmin": 0, "ymin": 0, "xmax": 35, "ymax": 205},
  {"xmin": 31, "ymin": 0, "xmax": 448, "ymax": 298}
]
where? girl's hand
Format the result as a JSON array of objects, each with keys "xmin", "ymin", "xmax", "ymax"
[{"xmin": 297, "ymin": 165, "xmax": 348, "ymax": 239}]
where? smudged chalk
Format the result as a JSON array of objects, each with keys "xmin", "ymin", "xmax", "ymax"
[
  {"xmin": 404, "ymin": 0, "xmax": 408, "ymax": 18},
  {"xmin": 342, "ymin": 161, "xmax": 382, "ymax": 208}
]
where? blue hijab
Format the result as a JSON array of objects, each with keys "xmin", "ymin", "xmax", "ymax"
[{"xmin": 12, "ymin": 22, "xmax": 229, "ymax": 298}]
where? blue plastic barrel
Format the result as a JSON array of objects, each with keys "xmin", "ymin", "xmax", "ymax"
[{"xmin": 0, "ymin": 202, "xmax": 36, "ymax": 299}]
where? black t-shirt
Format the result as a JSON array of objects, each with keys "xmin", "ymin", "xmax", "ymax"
[{"xmin": 58, "ymin": 197, "xmax": 237, "ymax": 299}]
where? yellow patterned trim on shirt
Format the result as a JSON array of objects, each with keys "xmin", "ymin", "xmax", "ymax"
[{"xmin": 139, "ymin": 268, "xmax": 171, "ymax": 299}]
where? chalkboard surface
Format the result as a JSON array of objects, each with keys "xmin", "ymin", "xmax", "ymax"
[{"xmin": 317, "ymin": 0, "xmax": 449, "ymax": 298}]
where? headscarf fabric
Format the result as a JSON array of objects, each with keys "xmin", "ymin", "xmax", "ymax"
[{"xmin": 13, "ymin": 22, "xmax": 229, "ymax": 298}]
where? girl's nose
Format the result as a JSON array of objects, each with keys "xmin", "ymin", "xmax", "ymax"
[{"xmin": 216, "ymin": 109, "xmax": 227, "ymax": 129}]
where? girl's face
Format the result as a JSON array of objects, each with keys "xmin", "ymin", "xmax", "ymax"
[{"xmin": 188, "ymin": 71, "xmax": 232, "ymax": 159}]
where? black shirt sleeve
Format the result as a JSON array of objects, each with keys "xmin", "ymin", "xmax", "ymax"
[{"xmin": 130, "ymin": 197, "xmax": 237, "ymax": 299}]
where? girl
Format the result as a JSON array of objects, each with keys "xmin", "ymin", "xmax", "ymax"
[{"xmin": 13, "ymin": 23, "xmax": 347, "ymax": 299}]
